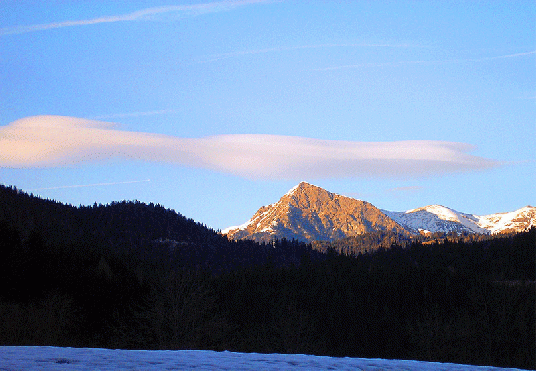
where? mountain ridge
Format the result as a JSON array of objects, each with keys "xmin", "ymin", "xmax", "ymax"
[{"xmin": 223, "ymin": 182, "xmax": 535, "ymax": 242}]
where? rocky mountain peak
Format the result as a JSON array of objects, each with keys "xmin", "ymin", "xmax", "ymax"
[
  {"xmin": 223, "ymin": 182, "xmax": 408, "ymax": 243},
  {"xmin": 281, "ymin": 181, "xmax": 337, "ymax": 210},
  {"xmin": 223, "ymin": 184, "xmax": 535, "ymax": 243}
]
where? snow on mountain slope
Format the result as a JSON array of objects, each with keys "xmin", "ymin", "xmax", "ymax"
[
  {"xmin": 478, "ymin": 206, "xmax": 536, "ymax": 234},
  {"xmin": 385, "ymin": 205, "xmax": 536, "ymax": 235},
  {"xmin": 383, "ymin": 205, "xmax": 489, "ymax": 234},
  {"xmin": 223, "ymin": 182, "xmax": 535, "ymax": 242}
]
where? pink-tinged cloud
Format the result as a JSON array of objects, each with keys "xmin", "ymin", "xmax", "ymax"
[
  {"xmin": 0, "ymin": 115, "xmax": 500, "ymax": 179},
  {"xmin": 0, "ymin": 0, "xmax": 272, "ymax": 36}
]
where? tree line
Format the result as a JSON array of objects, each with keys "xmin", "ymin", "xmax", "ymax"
[{"xmin": 0, "ymin": 185, "xmax": 534, "ymax": 369}]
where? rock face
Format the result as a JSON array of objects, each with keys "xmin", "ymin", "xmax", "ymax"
[
  {"xmin": 223, "ymin": 182, "xmax": 536, "ymax": 243},
  {"xmin": 222, "ymin": 182, "xmax": 408, "ymax": 243}
]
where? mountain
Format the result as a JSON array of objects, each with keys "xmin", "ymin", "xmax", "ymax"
[
  {"xmin": 385, "ymin": 205, "xmax": 536, "ymax": 235},
  {"xmin": 223, "ymin": 182, "xmax": 535, "ymax": 242},
  {"xmin": 222, "ymin": 182, "xmax": 409, "ymax": 243},
  {"xmin": 383, "ymin": 205, "xmax": 489, "ymax": 235}
]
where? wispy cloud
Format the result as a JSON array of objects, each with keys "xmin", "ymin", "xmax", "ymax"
[
  {"xmin": 198, "ymin": 43, "xmax": 419, "ymax": 63},
  {"xmin": 314, "ymin": 50, "xmax": 536, "ymax": 71},
  {"xmin": 0, "ymin": 115, "xmax": 501, "ymax": 180},
  {"xmin": 28, "ymin": 179, "xmax": 151, "ymax": 191},
  {"xmin": 0, "ymin": 0, "xmax": 271, "ymax": 36},
  {"xmin": 490, "ymin": 50, "xmax": 536, "ymax": 59}
]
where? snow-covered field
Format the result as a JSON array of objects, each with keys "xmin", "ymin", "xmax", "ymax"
[{"xmin": 0, "ymin": 346, "xmax": 525, "ymax": 371}]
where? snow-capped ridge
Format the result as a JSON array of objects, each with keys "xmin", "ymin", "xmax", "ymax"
[
  {"xmin": 478, "ymin": 205, "xmax": 536, "ymax": 234},
  {"xmin": 386, "ymin": 204, "xmax": 535, "ymax": 235},
  {"xmin": 223, "ymin": 183, "xmax": 535, "ymax": 242},
  {"xmin": 386, "ymin": 205, "xmax": 488, "ymax": 234},
  {"xmin": 407, "ymin": 205, "xmax": 463, "ymax": 220}
]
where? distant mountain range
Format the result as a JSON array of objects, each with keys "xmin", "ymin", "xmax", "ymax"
[{"xmin": 223, "ymin": 182, "xmax": 535, "ymax": 242}]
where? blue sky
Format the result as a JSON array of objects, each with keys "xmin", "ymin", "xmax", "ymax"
[{"xmin": 1, "ymin": 0, "xmax": 534, "ymax": 230}]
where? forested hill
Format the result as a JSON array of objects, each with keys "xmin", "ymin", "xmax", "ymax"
[
  {"xmin": 0, "ymin": 185, "xmax": 215, "ymax": 246},
  {"xmin": 0, "ymin": 184, "xmax": 315, "ymax": 271}
]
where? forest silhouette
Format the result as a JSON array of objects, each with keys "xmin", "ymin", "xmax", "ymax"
[{"xmin": 0, "ymin": 185, "xmax": 534, "ymax": 369}]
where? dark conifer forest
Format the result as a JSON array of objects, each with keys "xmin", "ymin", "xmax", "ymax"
[{"xmin": 0, "ymin": 185, "xmax": 534, "ymax": 369}]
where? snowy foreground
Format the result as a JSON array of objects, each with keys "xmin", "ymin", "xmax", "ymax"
[{"xmin": 0, "ymin": 347, "xmax": 526, "ymax": 371}]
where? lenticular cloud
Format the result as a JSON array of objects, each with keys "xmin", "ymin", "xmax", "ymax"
[{"xmin": 0, "ymin": 115, "xmax": 500, "ymax": 179}]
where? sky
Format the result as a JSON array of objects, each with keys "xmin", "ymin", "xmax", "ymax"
[{"xmin": 1, "ymin": 0, "xmax": 534, "ymax": 231}]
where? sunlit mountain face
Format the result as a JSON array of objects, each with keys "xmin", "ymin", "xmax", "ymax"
[{"xmin": 223, "ymin": 182, "xmax": 535, "ymax": 242}]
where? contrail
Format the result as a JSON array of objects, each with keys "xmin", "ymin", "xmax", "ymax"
[
  {"xmin": 197, "ymin": 43, "xmax": 420, "ymax": 63},
  {"xmin": 313, "ymin": 50, "xmax": 536, "ymax": 71},
  {"xmin": 28, "ymin": 179, "xmax": 150, "ymax": 191},
  {"xmin": 0, "ymin": 0, "xmax": 272, "ymax": 36}
]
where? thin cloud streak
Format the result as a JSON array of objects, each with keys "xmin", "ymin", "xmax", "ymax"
[
  {"xmin": 28, "ymin": 179, "xmax": 151, "ymax": 191},
  {"xmin": 314, "ymin": 50, "xmax": 536, "ymax": 71},
  {"xmin": 0, "ymin": 0, "xmax": 272, "ymax": 36},
  {"xmin": 198, "ymin": 43, "xmax": 420, "ymax": 63},
  {"xmin": 0, "ymin": 116, "xmax": 501, "ymax": 180}
]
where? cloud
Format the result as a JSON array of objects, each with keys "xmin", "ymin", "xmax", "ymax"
[
  {"xmin": 314, "ymin": 50, "xmax": 536, "ymax": 71},
  {"xmin": 0, "ymin": 0, "xmax": 272, "ymax": 36},
  {"xmin": 0, "ymin": 115, "xmax": 501, "ymax": 179},
  {"xmin": 198, "ymin": 43, "xmax": 420, "ymax": 63},
  {"xmin": 491, "ymin": 50, "xmax": 536, "ymax": 59}
]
